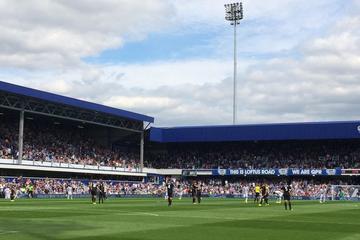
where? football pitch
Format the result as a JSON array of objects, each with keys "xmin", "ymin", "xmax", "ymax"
[{"xmin": 0, "ymin": 198, "xmax": 359, "ymax": 240}]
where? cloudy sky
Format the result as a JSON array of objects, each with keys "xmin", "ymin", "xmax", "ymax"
[{"xmin": 0, "ymin": 0, "xmax": 359, "ymax": 126}]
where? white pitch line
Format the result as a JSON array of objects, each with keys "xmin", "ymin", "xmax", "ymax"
[
  {"xmin": 139, "ymin": 212, "xmax": 160, "ymax": 217},
  {"xmin": 0, "ymin": 231, "xmax": 19, "ymax": 235},
  {"xmin": 159, "ymin": 215, "xmax": 247, "ymax": 220},
  {"xmin": 115, "ymin": 212, "xmax": 159, "ymax": 217}
]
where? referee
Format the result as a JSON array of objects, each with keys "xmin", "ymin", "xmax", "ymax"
[{"xmin": 254, "ymin": 184, "xmax": 261, "ymax": 205}]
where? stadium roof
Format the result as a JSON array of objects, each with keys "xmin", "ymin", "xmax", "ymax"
[
  {"xmin": 0, "ymin": 81, "xmax": 154, "ymax": 123},
  {"xmin": 150, "ymin": 121, "xmax": 360, "ymax": 143}
]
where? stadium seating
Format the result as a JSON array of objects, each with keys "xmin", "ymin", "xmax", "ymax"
[
  {"xmin": 2, "ymin": 120, "xmax": 360, "ymax": 170},
  {"xmin": 0, "ymin": 120, "xmax": 140, "ymax": 170},
  {"xmin": 145, "ymin": 141, "xmax": 360, "ymax": 169}
]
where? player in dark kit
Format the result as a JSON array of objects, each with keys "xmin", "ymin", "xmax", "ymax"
[
  {"xmin": 98, "ymin": 182, "xmax": 105, "ymax": 204},
  {"xmin": 191, "ymin": 181, "xmax": 197, "ymax": 204},
  {"xmin": 260, "ymin": 184, "xmax": 269, "ymax": 206},
  {"xmin": 90, "ymin": 182, "xmax": 97, "ymax": 204},
  {"xmin": 10, "ymin": 185, "xmax": 16, "ymax": 202},
  {"xmin": 166, "ymin": 180, "xmax": 174, "ymax": 206},
  {"xmin": 281, "ymin": 183, "xmax": 292, "ymax": 211}
]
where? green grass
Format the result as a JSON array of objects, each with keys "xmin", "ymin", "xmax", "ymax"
[{"xmin": 0, "ymin": 198, "xmax": 359, "ymax": 240}]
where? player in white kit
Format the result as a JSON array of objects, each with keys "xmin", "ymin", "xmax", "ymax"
[
  {"xmin": 4, "ymin": 186, "xmax": 11, "ymax": 200},
  {"xmin": 274, "ymin": 190, "xmax": 283, "ymax": 203},
  {"xmin": 243, "ymin": 185, "xmax": 249, "ymax": 203},
  {"xmin": 178, "ymin": 184, "xmax": 183, "ymax": 200},
  {"xmin": 319, "ymin": 185, "xmax": 326, "ymax": 203},
  {"xmin": 67, "ymin": 184, "xmax": 73, "ymax": 200},
  {"xmin": 163, "ymin": 181, "xmax": 168, "ymax": 200}
]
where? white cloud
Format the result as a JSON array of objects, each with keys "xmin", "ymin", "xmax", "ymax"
[
  {"xmin": 171, "ymin": 0, "xmax": 346, "ymax": 57},
  {"xmin": 0, "ymin": 0, "xmax": 174, "ymax": 69},
  {"xmin": 0, "ymin": 0, "xmax": 344, "ymax": 70},
  {"xmin": 102, "ymin": 59, "xmax": 238, "ymax": 88},
  {"xmin": 0, "ymin": 0, "xmax": 360, "ymax": 127},
  {"xmin": 103, "ymin": 96, "xmax": 178, "ymax": 112}
]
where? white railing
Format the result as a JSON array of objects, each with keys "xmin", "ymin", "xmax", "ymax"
[
  {"xmin": 0, "ymin": 158, "xmax": 184, "ymax": 176},
  {"xmin": 0, "ymin": 158, "xmax": 140, "ymax": 172},
  {"xmin": 0, "ymin": 158, "xmax": 148, "ymax": 176},
  {"xmin": 142, "ymin": 168, "xmax": 182, "ymax": 175}
]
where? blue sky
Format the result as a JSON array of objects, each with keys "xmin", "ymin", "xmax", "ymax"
[
  {"xmin": 0, "ymin": 0, "xmax": 359, "ymax": 126},
  {"xmin": 85, "ymin": 31, "xmax": 219, "ymax": 63},
  {"xmin": 86, "ymin": 0, "xmax": 350, "ymax": 64}
]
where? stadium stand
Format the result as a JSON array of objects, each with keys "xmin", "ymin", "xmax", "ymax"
[
  {"xmin": 145, "ymin": 140, "xmax": 360, "ymax": 169},
  {"xmin": 3, "ymin": 114, "xmax": 360, "ymax": 170},
  {"xmin": 1, "ymin": 81, "xmax": 360, "ymax": 199},
  {"xmin": 0, "ymin": 80, "xmax": 153, "ymax": 176},
  {"xmin": 0, "ymin": 116, "xmax": 140, "ymax": 169}
]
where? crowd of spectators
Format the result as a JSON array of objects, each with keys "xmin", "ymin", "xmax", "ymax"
[
  {"xmin": 0, "ymin": 121, "xmax": 18, "ymax": 159},
  {"xmin": 1, "ymin": 176, "xmax": 358, "ymax": 199},
  {"xmin": 0, "ymin": 120, "xmax": 140, "ymax": 170},
  {"xmin": 2, "ymin": 117, "xmax": 360, "ymax": 170},
  {"xmin": 146, "ymin": 141, "xmax": 360, "ymax": 169},
  {"xmin": 0, "ymin": 177, "xmax": 161, "ymax": 196}
]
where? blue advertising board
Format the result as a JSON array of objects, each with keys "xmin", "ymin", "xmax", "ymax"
[{"xmin": 210, "ymin": 168, "xmax": 342, "ymax": 176}]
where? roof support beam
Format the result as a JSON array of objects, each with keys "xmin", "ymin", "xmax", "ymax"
[{"xmin": 0, "ymin": 91, "xmax": 143, "ymax": 132}]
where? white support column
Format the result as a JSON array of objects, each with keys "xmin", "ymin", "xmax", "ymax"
[
  {"xmin": 140, "ymin": 125, "xmax": 145, "ymax": 172},
  {"xmin": 18, "ymin": 110, "xmax": 24, "ymax": 164},
  {"xmin": 233, "ymin": 18, "xmax": 237, "ymax": 125}
]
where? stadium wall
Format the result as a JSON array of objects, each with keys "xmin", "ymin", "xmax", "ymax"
[{"xmin": 150, "ymin": 121, "xmax": 360, "ymax": 143}]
